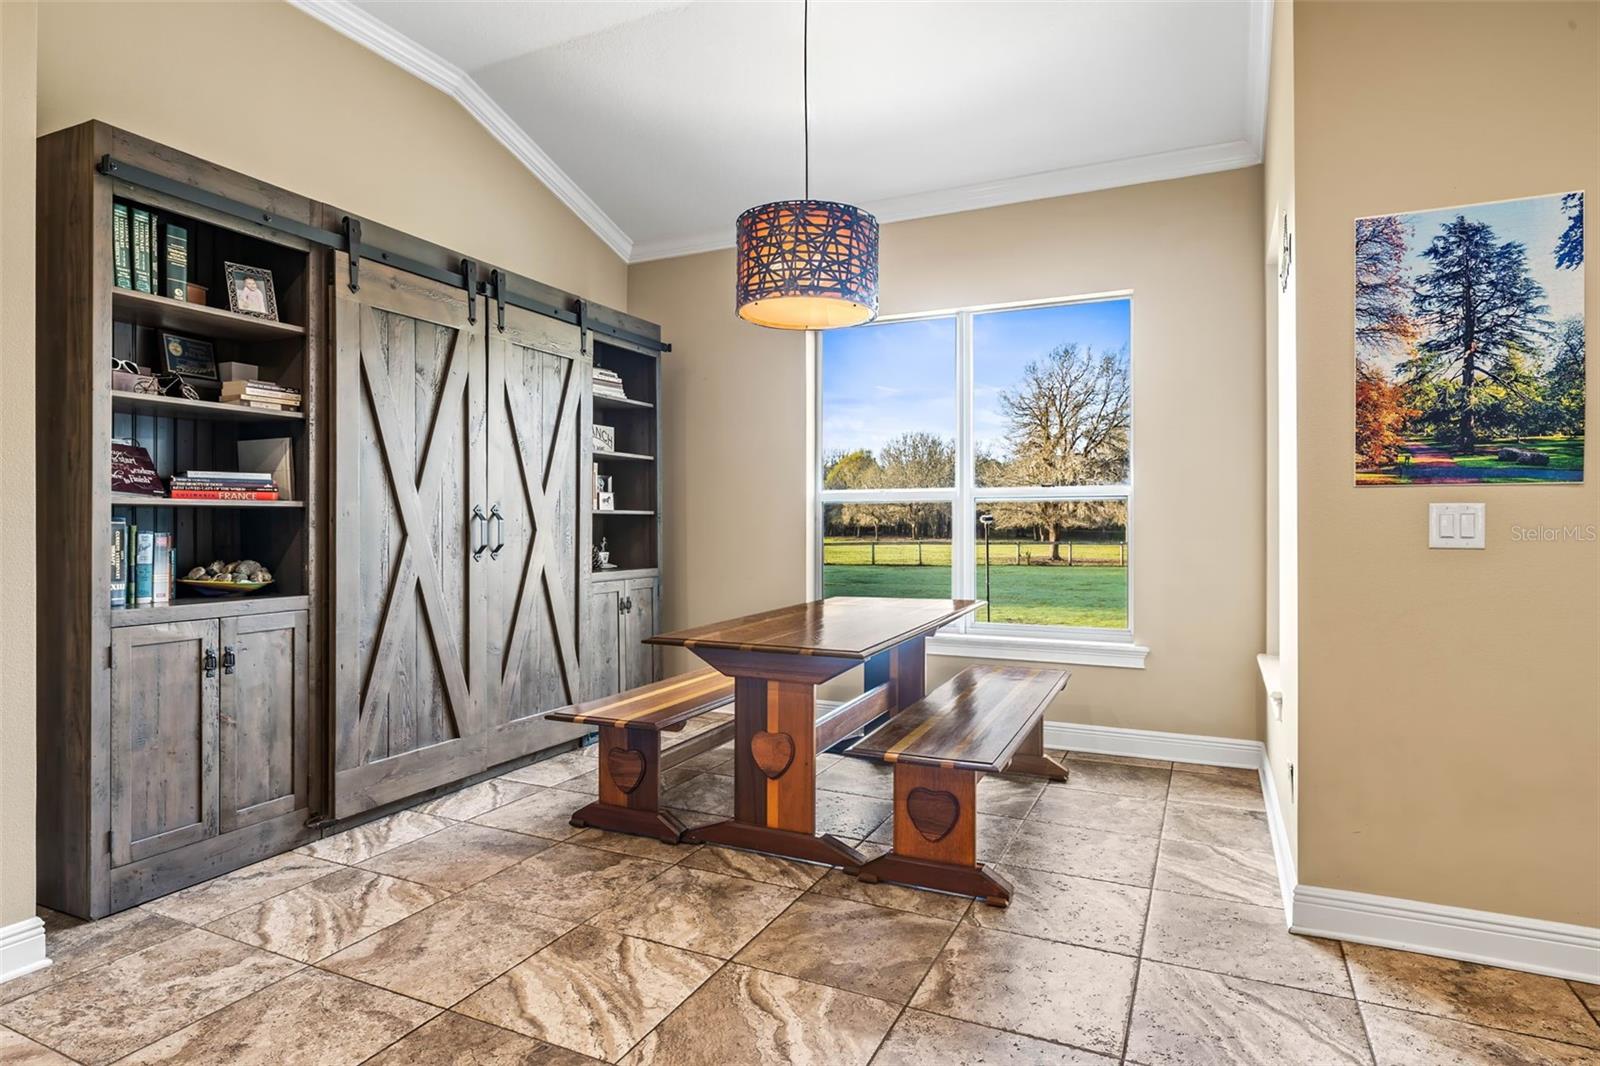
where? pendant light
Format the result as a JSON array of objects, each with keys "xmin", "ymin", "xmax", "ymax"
[{"xmin": 735, "ymin": 0, "xmax": 879, "ymax": 330}]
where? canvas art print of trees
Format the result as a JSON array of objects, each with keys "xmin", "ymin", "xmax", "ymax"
[{"xmin": 1354, "ymin": 191, "xmax": 1585, "ymax": 485}]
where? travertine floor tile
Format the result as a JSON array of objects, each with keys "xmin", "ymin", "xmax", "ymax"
[
  {"xmin": 587, "ymin": 866, "xmax": 800, "ymax": 958},
  {"xmin": 667, "ymin": 744, "xmax": 734, "ymax": 774},
  {"xmin": 1066, "ymin": 752, "xmax": 1173, "ymax": 770},
  {"xmin": 456, "ymin": 925, "xmax": 718, "ymax": 1062},
  {"xmin": 567, "ymin": 828, "xmax": 698, "ymax": 864},
  {"xmin": 472, "ymin": 789, "xmax": 591, "ymax": 841},
  {"xmin": 815, "ymin": 757, "xmax": 895, "ymax": 800},
  {"xmin": 321, "ymin": 895, "xmax": 571, "ymax": 1007},
  {"xmin": 975, "ymin": 774, "xmax": 1048, "ymax": 818},
  {"xmin": 1360, "ymin": 1001, "xmax": 1600, "ymax": 1065},
  {"xmin": 1574, "ymin": 980, "xmax": 1600, "ymax": 1020},
  {"xmin": 659, "ymin": 773, "xmax": 734, "ymax": 817},
  {"xmin": 204, "ymin": 868, "xmax": 446, "ymax": 963},
  {"xmin": 116, "ymin": 967, "xmax": 436, "ymax": 1065},
  {"xmin": 363, "ymin": 1011, "xmax": 604, "ymax": 1065},
  {"xmin": 501, "ymin": 748, "xmax": 596, "ymax": 787},
  {"xmin": 678, "ymin": 845, "xmax": 828, "ymax": 889},
  {"xmin": 553, "ymin": 766, "xmax": 700, "ymax": 797},
  {"xmin": 1344, "ymin": 942, "xmax": 1600, "ymax": 1048},
  {"xmin": 809, "ymin": 868, "xmax": 973, "ymax": 921},
  {"xmin": 816, "ymin": 791, "xmax": 896, "ymax": 841},
  {"xmin": 462, "ymin": 843, "xmax": 671, "ymax": 923},
  {"xmin": 1029, "ymin": 787, "xmax": 1165, "ymax": 837},
  {"xmin": 1001, "ymin": 817, "xmax": 1159, "ymax": 887},
  {"xmin": 1152, "ymin": 837, "xmax": 1282, "ymax": 908},
  {"xmin": 1059, "ymin": 759, "xmax": 1171, "ymax": 800},
  {"xmin": 1142, "ymin": 890, "xmax": 1351, "ymax": 997},
  {"xmin": 0, "ymin": 1026, "xmax": 74, "ymax": 1065},
  {"xmin": 912, "ymin": 924, "xmax": 1137, "ymax": 1056},
  {"xmin": 1166, "ymin": 770, "xmax": 1265, "ymax": 812},
  {"xmin": 1161, "ymin": 800, "xmax": 1273, "ymax": 854},
  {"xmin": 415, "ymin": 778, "xmax": 540, "ymax": 821},
  {"xmin": 966, "ymin": 864, "xmax": 1148, "ymax": 955},
  {"xmin": 1125, "ymin": 960, "xmax": 1372, "ymax": 1066},
  {"xmin": 358, "ymin": 822, "xmax": 551, "ymax": 893},
  {"xmin": 146, "ymin": 852, "xmax": 344, "ymax": 926},
  {"xmin": 618, "ymin": 964, "xmax": 897, "ymax": 1066},
  {"xmin": 0, "ymin": 928, "xmax": 299, "ymax": 1064},
  {"xmin": 297, "ymin": 810, "xmax": 453, "ymax": 865},
  {"xmin": 735, "ymin": 894, "xmax": 955, "ymax": 1004},
  {"xmin": 0, "ymin": 908, "xmax": 188, "ymax": 1006},
  {"xmin": 871, "ymin": 1009, "xmax": 1114, "ymax": 1065}
]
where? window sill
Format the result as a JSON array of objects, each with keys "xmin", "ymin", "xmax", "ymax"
[{"xmin": 926, "ymin": 631, "xmax": 1149, "ymax": 669}]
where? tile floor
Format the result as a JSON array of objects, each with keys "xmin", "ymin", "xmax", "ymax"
[{"xmin": 3, "ymin": 723, "xmax": 1598, "ymax": 1065}]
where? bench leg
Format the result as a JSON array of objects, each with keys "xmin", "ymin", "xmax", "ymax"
[
  {"xmin": 568, "ymin": 725, "xmax": 686, "ymax": 843},
  {"xmin": 855, "ymin": 763, "xmax": 1015, "ymax": 907},
  {"xmin": 1002, "ymin": 718, "xmax": 1069, "ymax": 782}
]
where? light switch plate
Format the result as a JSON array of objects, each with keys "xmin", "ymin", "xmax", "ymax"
[{"xmin": 1429, "ymin": 503, "xmax": 1486, "ymax": 549}]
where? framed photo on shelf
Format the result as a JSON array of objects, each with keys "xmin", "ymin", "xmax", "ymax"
[
  {"xmin": 160, "ymin": 332, "xmax": 218, "ymax": 384},
  {"xmin": 224, "ymin": 261, "xmax": 278, "ymax": 320},
  {"xmin": 592, "ymin": 424, "xmax": 616, "ymax": 452}
]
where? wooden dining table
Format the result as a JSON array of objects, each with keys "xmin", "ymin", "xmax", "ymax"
[{"xmin": 646, "ymin": 596, "xmax": 981, "ymax": 869}]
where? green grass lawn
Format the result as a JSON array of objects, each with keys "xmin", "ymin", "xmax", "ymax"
[
  {"xmin": 824, "ymin": 540, "xmax": 1125, "ymax": 567},
  {"xmin": 822, "ymin": 562, "xmax": 1128, "ymax": 629},
  {"xmin": 1450, "ymin": 436, "xmax": 1585, "ymax": 471}
]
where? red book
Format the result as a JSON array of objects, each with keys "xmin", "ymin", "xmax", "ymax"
[{"xmin": 169, "ymin": 489, "xmax": 280, "ymax": 501}]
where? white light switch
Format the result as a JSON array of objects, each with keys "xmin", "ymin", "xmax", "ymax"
[{"xmin": 1430, "ymin": 503, "xmax": 1486, "ymax": 549}]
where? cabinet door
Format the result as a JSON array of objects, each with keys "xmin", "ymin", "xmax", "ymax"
[
  {"xmin": 581, "ymin": 583, "xmax": 622, "ymax": 699},
  {"xmin": 110, "ymin": 620, "xmax": 219, "ymax": 867},
  {"xmin": 621, "ymin": 577, "xmax": 660, "ymax": 690},
  {"xmin": 219, "ymin": 611, "xmax": 309, "ymax": 833},
  {"xmin": 331, "ymin": 252, "xmax": 487, "ymax": 818},
  {"xmin": 486, "ymin": 303, "xmax": 585, "ymax": 735}
]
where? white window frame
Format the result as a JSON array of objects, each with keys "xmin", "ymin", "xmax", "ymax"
[{"xmin": 811, "ymin": 293, "xmax": 1149, "ymax": 669}]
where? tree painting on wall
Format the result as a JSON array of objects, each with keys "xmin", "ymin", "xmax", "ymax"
[{"xmin": 1354, "ymin": 192, "xmax": 1584, "ymax": 485}]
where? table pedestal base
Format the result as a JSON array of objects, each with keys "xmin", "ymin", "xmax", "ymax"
[
  {"xmin": 857, "ymin": 853, "xmax": 1016, "ymax": 908},
  {"xmin": 682, "ymin": 820, "xmax": 866, "ymax": 872}
]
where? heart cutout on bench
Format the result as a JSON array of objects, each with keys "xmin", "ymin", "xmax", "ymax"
[
  {"xmin": 751, "ymin": 731, "xmax": 795, "ymax": 780},
  {"xmin": 605, "ymin": 747, "xmax": 647, "ymax": 794},
  {"xmin": 906, "ymin": 787, "xmax": 961, "ymax": 842}
]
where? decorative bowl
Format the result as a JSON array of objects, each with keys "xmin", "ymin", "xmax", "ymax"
[{"xmin": 177, "ymin": 577, "xmax": 275, "ymax": 597}]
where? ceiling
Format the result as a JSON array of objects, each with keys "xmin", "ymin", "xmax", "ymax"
[{"xmin": 295, "ymin": 1, "xmax": 1272, "ymax": 263}]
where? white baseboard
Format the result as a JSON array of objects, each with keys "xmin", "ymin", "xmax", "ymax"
[
  {"xmin": 1256, "ymin": 748, "xmax": 1298, "ymax": 919},
  {"xmin": 1293, "ymin": 885, "xmax": 1600, "ymax": 983},
  {"xmin": 1043, "ymin": 721, "xmax": 1262, "ymax": 769},
  {"xmin": 0, "ymin": 916, "xmax": 49, "ymax": 986}
]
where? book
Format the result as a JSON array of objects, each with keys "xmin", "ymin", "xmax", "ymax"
[
  {"xmin": 167, "ymin": 486, "xmax": 280, "ymax": 499},
  {"xmin": 150, "ymin": 211, "xmax": 161, "ymax": 296},
  {"xmin": 220, "ymin": 381, "xmax": 302, "ymax": 401},
  {"xmin": 110, "ymin": 518, "xmax": 129, "ymax": 608},
  {"xmin": 130, "ymin": 209, "xmax": 153, "ymax": 294},
  {"xmin": 170, "ymin": 481, "xmax": 278, "ymax": 493},
  {"xmin": 222, "ymin": 399, "xmax": 299, "ymax": 412},
  {"xmin": 134, "ymin": 532, "xmax": 155, "ymax": 606},
  {"xmin": 184, "ymin": 469, "xmax": 273, "ymax": 482},
  {"xmin": 153, "ymin": 533, "xmax": 172, "ymax": 605},
  {"xmin": 113, "ymin": 204, "xmax": 132, "ymax": 289},
  {"xmin": 111, "ymin": 439, "xmax": 166, "ymax": 496},
  {"xmin": 163, "ymin": 222, "xmax": 188, "ymax": 301},
  {"xmin": 220, "ymin": 391, "xmax": 302, "ymax": 407},
  {"xmin": 237, "ymin": 437, "xmax": 295, "ymax": 500}
]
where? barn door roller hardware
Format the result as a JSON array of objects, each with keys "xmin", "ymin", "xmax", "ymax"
[
  {"xmin": 490, "ymin": 270, "xmax": 507, "ymax": 332},
  {"xmin": 343, "ymin": 216, "xmax": 362, "ymax": 292}
]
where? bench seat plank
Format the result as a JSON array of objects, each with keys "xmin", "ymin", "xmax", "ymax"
[
  {"xmin": 847, "ymin": 665, "xmax": 1067, "ymax": 773},
  {"xmin": 547, "ymin": 668, "xmax": 734, "ymax": 731}
]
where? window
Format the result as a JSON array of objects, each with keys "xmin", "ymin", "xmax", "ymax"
[{"xmin": 818, "ymin": 296, "xmax": 1142, "ymax": 663}]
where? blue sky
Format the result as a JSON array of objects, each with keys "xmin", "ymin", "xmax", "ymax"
[
  {"xmin": 1363, "ymin": 192, "xmax": 1584, "ymax": 375},
  {"xmin": 821, "ymin": 299, "xmax": 1132, "ymax": 459}
]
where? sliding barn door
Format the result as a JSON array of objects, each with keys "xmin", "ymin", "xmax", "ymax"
[
  {"xmin": 331, "ymin": 252, "xmax": 487, "ymax": 818},
  {"xmin": 485, "ymin": 303, "xmax": 591, "ymax": 760}
]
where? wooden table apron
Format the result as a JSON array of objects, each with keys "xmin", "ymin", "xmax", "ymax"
[{"xmin": 647, "ymin": 599, "xmax": 978, "ymax": 870}]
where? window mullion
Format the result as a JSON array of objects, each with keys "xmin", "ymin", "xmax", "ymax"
[{"xmin": 954, "ymin": 310, "xmax": 975, "ymax": 610}]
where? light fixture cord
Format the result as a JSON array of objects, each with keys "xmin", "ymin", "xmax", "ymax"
[{"xmin": 803, "ymin": 0, "xmax": 810, "ymax": 199}]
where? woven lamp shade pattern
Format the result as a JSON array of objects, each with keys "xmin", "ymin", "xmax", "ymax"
[{"xmin": 735, "ymin": 199, "xmax": 880, "ymax": 329}]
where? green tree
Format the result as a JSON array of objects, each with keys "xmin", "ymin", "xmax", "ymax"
[
  {"xmin": 1555, "ymin": 192, "xmax": 1584, "ymax": 270},
  {"xmin": 1544, "ymin": 316, "xmax": 1587, "ymax": 436}
]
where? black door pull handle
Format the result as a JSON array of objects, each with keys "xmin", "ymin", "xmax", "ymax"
[{"xmin": 222, "ymin": 646, "xmax": 237, "ymax": 675}]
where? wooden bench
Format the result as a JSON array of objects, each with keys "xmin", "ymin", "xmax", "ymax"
[
  {"xmin": 845, "ymin": 664, "xmax": 1069, "ymax": 906},
  {"xmin": 546, "ymin": 669, "xmax": 736, "ymax": 842}
]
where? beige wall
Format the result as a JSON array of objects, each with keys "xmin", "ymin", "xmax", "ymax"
[
  {"xmin": 0, "ymin": 0, "xmax": 38, "ymax": 933},
  {"xmin": 1294, "ymin": 1, "xmax": 1599, "ymax": 925},
  {"xmin": 633, "ymin": 167, "xmax": 1267, "ymax": 739},
  {"xmin": 1261, "ymin": 0, "xmax": 1298, "ymax": 858},
  {"xmin": 36, "ymin": 0, "xmax": 627, "ymax": 309}
]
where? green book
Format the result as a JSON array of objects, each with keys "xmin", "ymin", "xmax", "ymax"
[
  {"xmin": 130, "ymin": 208, "xmax": 152, "ymax": 294},
  {"xmin": 112, "ymin": 204, "xmax": 132, "ymax": 289},
  {"xmin": 110, "ymin": 518, "xmax": 128, "ymax": 608},
  {"xmin": 163, "ymin": 222, "xmax": 188, "ymax": 301}
]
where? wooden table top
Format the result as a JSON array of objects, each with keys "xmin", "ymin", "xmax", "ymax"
[{"xmin": 647, "ymin": 597, "xmax": 981, "ymax": 660}]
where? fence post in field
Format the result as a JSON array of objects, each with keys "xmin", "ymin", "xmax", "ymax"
[
  {"xmin": 1121, "ymin": 542, "xmax": 1127, "ymax": 566},
  {"xmin": 1016, "ymin": 542, "xmax": 1021, "ymax": 563},
  {"xmin": 870, "ymin": 542, "xmax": 876, "ymax": 566},
  {"xmin": 1067, "ymin": 542, "xmax": 1074, "ymax": 567}
]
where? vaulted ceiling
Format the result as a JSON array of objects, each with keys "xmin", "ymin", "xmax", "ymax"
[{"xmin": 296, "ymin": 1, "xmax": 1272, "ymax": 262}]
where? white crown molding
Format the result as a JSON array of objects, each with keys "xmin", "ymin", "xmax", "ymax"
[
  {"xmin": 1243, "ymin": 0, "xmax": 1274, "ymax": 159},
  {"xmin": 632, "ymin": 138, "xmax": 1263, "ymax": 263},
  {"xmin": 1293, "ymin": 885, "xmax": 1600, "ymax": 984},
  {"xmin": 0, "ymin": 915, "xmax": 49, "ymax": 986},
  {"xmin": 1042, "ymin": 721, "xmax": 1261, "ymax": 768},
  {"xmin": 288, "ymin": 0, "xmax": 634, "ymax": 262}
]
